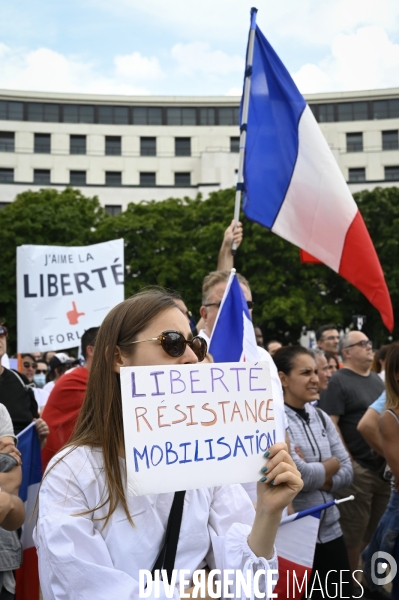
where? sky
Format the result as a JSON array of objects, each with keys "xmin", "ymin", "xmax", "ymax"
[{"xmin": 1, "ymin": 0, "xmax": 399, "ymax": 97}]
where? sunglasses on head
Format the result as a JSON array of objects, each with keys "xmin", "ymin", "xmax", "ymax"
[
  {"xmin": 23, "ymin": 361, "xmax": 37, "ymax": 369},
  {"xmin": 205, "ymin": 300, "xmax": 254, "ymax": 310},
  {"xmin": 0, "ymin": 325, "xmax": 8, "ymax": 337},
  {"xmin": 130, "ymin": 330, "xmax": 207, "ymax": 361}
]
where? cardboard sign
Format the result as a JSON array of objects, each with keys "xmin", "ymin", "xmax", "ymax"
[
  {"xmin": 17, "ymin": 239, "xmax": 124, "ymax": 352},
  {"xmin": 121, "ymin": 361, "xmax": 281, "ymax": 496}
]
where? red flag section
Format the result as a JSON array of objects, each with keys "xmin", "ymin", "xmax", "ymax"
[{"xmin": 300, "ymin": 211, "xmax": 393, "ymax": 331}]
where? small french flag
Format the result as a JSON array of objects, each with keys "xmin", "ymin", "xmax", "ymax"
[
  {"xmin": 274, "ymin": 496, "xmax": 354, "ymax": 597},
  {"xmin": 15, "ymin": 423, "xmax": 41, "ymax": 600},
  {"xmin": 208, "ymin": 269, "xmax": 258, "ymax": 363}
]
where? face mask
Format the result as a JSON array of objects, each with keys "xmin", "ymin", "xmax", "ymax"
[{"xmin": 33, "ymin": 374, "xmax": 46, "ymax": 388}]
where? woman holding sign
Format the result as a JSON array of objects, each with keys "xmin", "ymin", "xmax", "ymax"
[{"xmin": 35, "ymin": 289, "xmax": 303, "ymax": 599}]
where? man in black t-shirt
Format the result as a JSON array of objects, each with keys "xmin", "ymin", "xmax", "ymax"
[
  {"xmin": 319, "ymin": 330, "xmax": 389, "ymax": 594},
  {"xmin": 0, "ymin": 325, "xmax": 49, "ymax": 442}
]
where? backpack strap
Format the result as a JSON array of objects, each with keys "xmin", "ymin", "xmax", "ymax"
[
  {"xmin": 315, "ymin": 407, "xmax": 327, "ymax": 429},
  {"xmin": 151, "ymin": 490, "xmax": 186, "ymax": 584},
  {"xmin": 10, "ymin": 369, "xmax": 33, "ymax": 391}
]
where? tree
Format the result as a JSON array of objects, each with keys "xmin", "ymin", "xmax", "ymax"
[
  {"xmin": 2, "ymin": 185, "xmax": 398, "ymax": 354},
  {"xmin": 0, "ymin": 188, "xmax": 108, "ymax": 352},
  {"xmin": 98, "ymin": 186, "xmax": 399, "ymax": 345}
]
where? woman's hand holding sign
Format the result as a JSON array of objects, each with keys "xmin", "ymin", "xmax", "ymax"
[{"xmin": 248, "ymin": 442, "xmax": 303, "ymax": 560}]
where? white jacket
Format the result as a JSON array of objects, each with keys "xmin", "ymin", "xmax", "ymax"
[{"xmin": 34, "ymin": 445, "xmax": 278, "ymax": 600}]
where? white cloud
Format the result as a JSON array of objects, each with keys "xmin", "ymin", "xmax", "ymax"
[
  {"xmin": 114, "ymin": 51, "xmax": 163, "ymax": 80},
  {"xmin": 292, "ymin": 64, "xmax": 331, "ymax": 94},
  {"xmin": 171, "ymin": 42, "xmax": 244, "ymax": 76},
  {"xmin": 226, "ymin": 87, "xmax": 242, "ymax": 96},
  {"xmin": 292, "ymin": 26, "xmax": 399, "ymax": 93},
  {"xmin": 89, "ymin": 0, "xmax": 399, "ymax": 47},
  {"xmin": 0, "ymin": 44, "xmax": 165, "ymax": 94}
]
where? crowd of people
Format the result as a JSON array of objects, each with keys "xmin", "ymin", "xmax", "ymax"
[{"xmin": 0, "ymin": 221, "xmax": 398, "ymax": 599}]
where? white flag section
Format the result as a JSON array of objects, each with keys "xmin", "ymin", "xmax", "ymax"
[
  {"xmin": 120, "ymin": 361, "xmax": 278, "ymax": 496},
  {"xmin": 17, "ymin": 239, "xmax": 124, "ymax": 352}
]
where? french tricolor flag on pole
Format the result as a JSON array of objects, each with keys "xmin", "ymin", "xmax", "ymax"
[
  {"xmin": 208, "ymin": 269, "xmax": 258, "ymax": 362},
  {"xmin": 240, "ymin": 9, "xmax": 393, "ymax": 331},
  {"xmin": 15, "ymin": 422, "xmax": 41, "ymax": 600},
  {"xmin": 274, "ymin": 496, "xmax": 354, "ymax": 597}
]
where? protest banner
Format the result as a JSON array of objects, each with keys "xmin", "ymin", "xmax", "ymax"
[
  {"xmin": 120, "ymin": 360, "xmax": 282, "ymax": 496},
  {"xmin": 17, "ymin": 239, "xmax": 124, "ymax": 352}
]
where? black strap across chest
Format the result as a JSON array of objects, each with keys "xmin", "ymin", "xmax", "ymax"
[{"xmin": 151, "ymin": 490, "xmax": 186, "ymax": 584}]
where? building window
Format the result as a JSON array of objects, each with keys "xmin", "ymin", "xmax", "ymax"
[
  {"xmin": 218, "ymin": 107, "xmax": 239, "ymax": 126},
  {"xmin": 199, "ymin": 108, "xmax": 215, "ymax": 126},
  {"xmin": 0, "ymin": 132, "xmax": 15, "ymax": 152},
  {"xmin": 348, "ymin": 168, "xmax": 366, "ymax": 183},
  {"xmin": 175, "ymin": 137, "xmax": 191, "ymax": 156},
  {"xmin": 373, "ymin": 99, "xmax": 399, "ymax": 120},
  {"xmin": 385, "ymin": 166, "xmax": 399, "ymax": 181},
  {"xmin": 132, "ymin": 107, "xmax": 162, "ymax": 125},
  {"xmin": 140, "ymin": 172, "xmax": 156, "ymax": 186},
  {"xmin": 318, "ymin": 104, "xmax": 335, "ymax": 123},
  {"xmin": 105, "ymin": 136, "xmax": 121, "ymax": 156},
  {"xmin": 34, "ymin": 169, "xmax": 51, "ymax": 185},
  {"xmin": 63, "ymin": 105, "xmax": 94, "ymax": 123},
  {"xmin": 27, "ymin": 103, "xmax": 59, "ymax": 122},
  {"xmin": 0, "ymin": 168, "xmax": 14, "ymax": 183},
  {"xmin": 34, "ymin": 133, "xmax": 51, "ymax": 154},
  {"xmin": 174, "ymin": 172, "xmax": 191, "ymax": 186},
  {"xmin": 230, "ymin": 137, "xmax": 240, "ymax": 153},
  {"xmin": 98, "ymin": 106, "xmax": 129, "ymax": 125},
  {"xmin": 140, "ymin": 137, "xmax": 156, "ymax": 156},
  {"xmin": 70, "ymin": 135, "xmax": 86, "ymax": 155},
  {"xmin": 0, "ymin": 101, "xmax": 23, "ymax": 121},
  {"xmin": 70, "ymin": 170, "xmax": 86, "ymax": 185},
  {"xmin": 338, "ymin": 102, "xmax": 368, "ymax": 122},
  {"xmin": 346, "ymin": 132, "xmax": 363, "ymax": 152},
  {"xmin": 166, "ymin": 108, "xmax": 196, "ymax": 126},
  {"xmin": 382, "ymin": 131, "xmax": 399, "ymax": 151},
  {"xmin": 105, "ymin": 205, "xmax": 122, "ymax": 217},
  {"xmin": 105, "ymin": 171, "xmax": 122, "ymax": 186}
]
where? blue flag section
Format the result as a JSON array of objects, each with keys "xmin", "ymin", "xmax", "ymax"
[
  {"xmin": 17, "ymin": 422, "xmax": 42, "ymax": 502},
  {"xmin": 209, "ymin": 271, "xmax": 258, "ymax": 363},
  {"xmin": 15, "ymin": 423, "xmax": 42, "ymax": 600},
  {"xmin": 243, "ymin": 26, "xmax": 306, "ymax": 228}
]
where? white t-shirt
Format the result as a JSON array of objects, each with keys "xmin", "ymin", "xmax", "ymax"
[{"xmin": 42, "ymin": 380, "xmax": 55, "ymax": 395}]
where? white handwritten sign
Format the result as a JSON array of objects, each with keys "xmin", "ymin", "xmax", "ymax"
[
  {"xmin": 121, "ymin": 361, "xmax": 282, "ymax": 496},
  {"xmin": 17, "ymin": 239, "xmax": 124, "ymax": 352}
]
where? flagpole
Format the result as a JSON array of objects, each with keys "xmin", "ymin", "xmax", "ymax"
[
  {"xmin": 232, "ymin": 6, "xmax": 258, "ymax": 256},
  {"xmin": 279, "ymin": 495, "xmax": 354, "ymax": 525}
]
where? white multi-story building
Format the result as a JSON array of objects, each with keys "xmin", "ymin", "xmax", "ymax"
[{"xmin": 0, "ymin": 87, "xmax": 398, "ymax": 214}]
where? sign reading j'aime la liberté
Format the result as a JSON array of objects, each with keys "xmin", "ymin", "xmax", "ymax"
[
  {"xmin": 17, "ymin": 239, "xmax": 124, "ymax": 353},
  {"xmin": 121, "ymin": 361, "xmax": 280, "ymax": 496}
]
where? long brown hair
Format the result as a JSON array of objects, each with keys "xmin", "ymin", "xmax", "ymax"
[
  {"xmin": 385, "ymin": 342, "xmax": 399, "ymax": 411},
  {"xmin": 53, "ymin": 289, "xmax": 178, "ymax": 526}
]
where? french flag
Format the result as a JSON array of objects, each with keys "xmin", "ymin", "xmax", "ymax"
[
  {"xmin": 242, "ymin": 18, "xmax": 393, "ymax": 331},
  {"xmin": 15, "ymin": 423, "xmax": 41, "ymax": 600},
  {"xmin": 208, "ymin": 269, "xmax": 258, "ymax": 362},
  {"xmin": 274, "ymin": 508, "xmax": 321, "ymax": 598}
]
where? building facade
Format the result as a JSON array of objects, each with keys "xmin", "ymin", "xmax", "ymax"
[{"xmin": 0, "ymin": 87, "xmax": 399, "ymax": 214}]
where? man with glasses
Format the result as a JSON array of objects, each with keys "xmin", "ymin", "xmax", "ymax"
[
  {"xmin": 316, "ymin": 324, "xmax": 341, "ymax": 357},
  {"xmin": 319, "ymin": 330, "xmax": 389, "ymax": 598}
]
